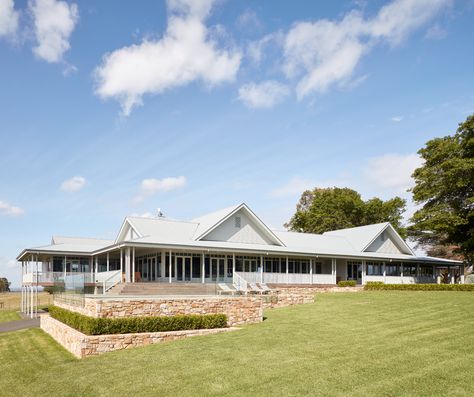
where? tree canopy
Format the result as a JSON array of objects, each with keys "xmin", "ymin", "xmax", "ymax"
[
  {"xmin": 409, "ymin": 114, "xmax": 474, "ymax": 264},
  {"xmin": 0, "ymin": 277, "xmax": 11, "ymax": 293},
  {"xmin": 285, "ymin": 187, "xmax": 407, "ymax": 237}
]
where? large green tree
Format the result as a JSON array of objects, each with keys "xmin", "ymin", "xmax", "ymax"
[
  {"xmin": 409, "ymin": 114, "xmax": 474, "ymax": 264},
  {"xmin": 285, "ymin": 187, "xmax": 407, "ymax": 237}
]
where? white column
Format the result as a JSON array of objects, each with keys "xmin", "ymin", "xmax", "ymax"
[
  {"xmin": 120, "ymin": 249, "xmax": 123, "ymax": 282},
  {"xmin": 30, "ymin": 284, "xmax": 34, "ymax": 319},
  {"xmin": 106, "ymin": 252, "xmax": 110, "ymax": 272},
  {"xmin": 95, "ymin": 256, "xmax": 99, "ymax": 277},
  {"xmin": 460, "ymin": 264, "xmax": 465, "ymax": 284},
  {"xmin": 155, "ymin": 253, "xmax": 158, "ymax": 281},
  {"xmin": 35, "ymin": 256, "xmax": 38, "ymax": 318},
  {"xmin": 125, "ymin": 248, "xmax": 131, "ymax": 283},
  {"xmin": 361, "ymin": 260, "xmax": 366, "ymax": 285},
  {"xmin": 436, "ymin": 267, "xmax": 441, "ymax": 284},
  {"xmin": 21, "ymin": 261, "xmax": 24, "ymax": 313},
  {"xmin": 260, "ymin": 256, "xmax": 264, "ymax": 283},
  {"xmin": 450, "ymin": 268, "xmax": 455, "ymax": 284},
  {"xmin": 132, "ymin": 248, "xmax": 136, "ymax": 283},
  {"xmin": 232, "ymin": 253, "xmax": 236, "ymax": 276},
  {"xmin": 400, "ymin": 263, "xmax": 404, "ymax": 284},
  {"xmin": 331, "ymin": 258, "xmax": 337, "ymax": 285},
  {"xmin": 169, "ymin": 251, "xmax": 172, "ymax": 283},
  {"xmin": 63, "ymin": 255, "xmax": 67, "ymax": 279},
  {"xmin": 286, "ymin": 256, "xmax": 289, "ymax": 284},
  {"xmin": 90, "ymin": 257, "xmax": 93, "ymax": 281},
  {"xmin": 201, "ymin": 253, "xmax": 205, "ymax": 283},
  {"xmin": 310, "ymin": 259, "xmax": 313, "ymax": 285},
  {"xmin": 383, "ymin": 262, "xmax": 386, "ymax": 283}
]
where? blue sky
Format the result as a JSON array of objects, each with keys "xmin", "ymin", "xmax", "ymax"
[{"xmin": 1, "ymin": 0, "xmax": 473, "ymax": 287}]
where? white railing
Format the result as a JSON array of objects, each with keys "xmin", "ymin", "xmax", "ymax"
[
  {"xmin": 101, "ymin": 270, "xmax": 122, "ymax": 294},
  {"xmin": 233, "ymin": 272, "xmax": 248, "ymax": 293},
  {"xmin": 235, "ymin": 271, "xmax": 335, "ymax": 285},
  {"xmin": 22, "ymin": 271, "xmax": 78, "ymax": 284}
]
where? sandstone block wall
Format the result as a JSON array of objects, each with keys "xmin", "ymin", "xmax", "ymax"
[
  {"xmin": 41, "ymin": 314, "xmax": 236, "ymax": 358},
  {"xmin": 54, "ymin": 296, "xmax": 263, "ymax": 327}
]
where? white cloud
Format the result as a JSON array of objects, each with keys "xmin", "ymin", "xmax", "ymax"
[
  {"xmin": 270, "ymin": 176, "xmax": 351, "ymax": 198},
  {"xmin": 29, "ymin": 0, "xmax": 79, "ymax": 63},
  {"xmin": 60, "ymin": 176, "xmax": 86, "ymax": 192},
  {"xmin": 133, "ymin": 176, "xmax": 187, "ymax": 204},
  {"xmin": 391, "ymin": 115, "xmax": 404, "ymax": 122},
  {"xmin": 283, "ymin": 0, "xmax": 450, "ymax": 99},
  {"xmin": 95, "ymin": 0, "xmax": 241, "ymax": 116},
  {"xmin": 0, "ymin": 0, "xmax": 19, "ymax": 38},
  {"xmin": 364, "ymin": 153, "xmax": 423, "ymax": 192},
  {"xmin": 236, "ymin": 9, "xmax": 261, "ymax": 30},
  {"xmin": 238, "ymin": 80, "xmax": 289, "ymax": 109},
  {"xmin": 0, "ymin": 200, "xmax": 24, "ymax": 216}
]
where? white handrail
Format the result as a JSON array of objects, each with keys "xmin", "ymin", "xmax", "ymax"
[
  {"xmin": 102, "ymin": 270, "xmax": 121, "ymax": 294},
  {"xmin": 233, "ymin": 272, "xmax": 248, "ymax": 294}
]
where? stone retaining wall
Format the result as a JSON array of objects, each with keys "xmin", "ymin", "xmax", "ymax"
[
  {"xmin": 54, "ymin": 296, "xmax": 263, "ymax": 327},
  {"xmin": 41, "ymin": 314, "xmax": 237, "ymax": 358}
]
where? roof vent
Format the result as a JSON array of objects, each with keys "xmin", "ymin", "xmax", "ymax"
[{"xmin": 157, "ymin": 208, "xmax": 165, "ymax": 218}]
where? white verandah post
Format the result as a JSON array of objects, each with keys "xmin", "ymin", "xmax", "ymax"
[
  {"xmin": 106, "ymin": 252, "xmax": 110, "ymax": 272},
  {"xmin": 132, "ymin": 248, "xmax": 136, "ymax": 283},
  {"xmin": 310, "ymin": 259, "xmax": 313, "ymax": 285},
  {"xmin": 201, "ymin": 253, "xmax": 205, "ymax": 284},
  {"xmin": 286, "ymin": 256, "xmax": 289, "ymax": 284},
  {"xmin": 460, "ymin": 264, "xmax": 465, "ymax": 284},
  {"xmin": 120, "ymin": 248, "xmax": 123, "ymax": 282},
  {"xmin": 331, "ymin": 258, "xmax": 337, "ymax": 285},
  {"xmin": 260, "ymin": 256, "xmax": 264, "ymax": 284},
  {"xmin": 169, "ymin": 251, "xmax": 172, "ymax": 283}
]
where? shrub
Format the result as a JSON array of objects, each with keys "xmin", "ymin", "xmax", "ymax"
[
  {"xmin": 48, "ymin": 306, "xmax": 228, "ymax": 335},
  {"xmin": 337, "ymin": 280, "xmax": 357, "ymax": 287},
  {"xmin": 364, "ymin": 283, "xmax": 474, "ymax": 291}
]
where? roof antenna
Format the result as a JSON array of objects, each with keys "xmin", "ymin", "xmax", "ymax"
[{"xmin": 157, "ymin": 208, "xmax": 164, "ymax": 218}]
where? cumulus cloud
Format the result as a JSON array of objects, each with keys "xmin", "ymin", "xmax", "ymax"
[
  {"xmin": 364, "ymin": 153, "xmax": 423, "ymax": 192},
  {"xmin": 238, "ymin": 80, "xmax": 289, "ymax": 109},
  {"xmin": 0, "ymin": 200, "xmax": 24, "ymax": 216},
  {"xmin": 133, "ymin": 176, "xmax": 186, "ymax": 204},
  {"xmin": 283, "ymin": 0, "xmax": 450, "ymax": 99},
  {"xmin": 95, "ymin": 0, "xmax": 241, "ymax": 116},
  {"xmin": 60, "ymin": 176, "xmax": 86, "ymax": 192},
  {"xmin": 0, "ymin": 0, "xmax": 19, "ymax": 38},
  {"xmin": 29, "ymin": 0, "xmax": 79, "ymax": 63}
]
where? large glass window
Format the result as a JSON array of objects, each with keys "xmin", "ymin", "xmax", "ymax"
[
  {"xmin": 386, "ymin": 263, "xmax": 401, "ymax": 276},
  {"xmin": 366, "ymin": 262, "xmax": 383, "ymax": 276},
  {"xmin": 403, "ymin": 263, "xmax": 417, "ymax": 276}
]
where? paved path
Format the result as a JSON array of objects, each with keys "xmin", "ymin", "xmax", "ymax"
[{"xmin": 0, "ymin": 317, "xmax": 40, "ymax": 333}]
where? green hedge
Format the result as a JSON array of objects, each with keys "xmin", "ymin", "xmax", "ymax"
[
  {"xmin": 337, "ymin": 280, "xmax": 357, "ymax": 287},
  {"xmin": 48, "ymin": 306, "xmax": 228, "ymax": 335},
  {"xmin": 364, "ymin": 281, "xmax": 474, "ymax": 291}
]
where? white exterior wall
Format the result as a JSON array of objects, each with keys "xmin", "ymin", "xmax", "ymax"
[{"xmin": 203, "ymin": 210, "xmax": 274, "ymax": 245}]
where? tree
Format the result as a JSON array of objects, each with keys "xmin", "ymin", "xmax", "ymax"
[
  {"xmin": 0, "ymin": 277, "xmax": 11, "ymax": 292},
  {"xmin": 285, "ymin": 187, "xmax": 407, "ymax": 237},
  {"xmin": 409, "ymin": 114, "xmax": 474, "ymax": 264}
]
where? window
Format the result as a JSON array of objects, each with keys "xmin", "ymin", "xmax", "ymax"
[
  {"xmin": 314, "ymin": 262, "xmax": 322, "ymax": 274},
  {"xmin": 403, "ymin": 263, "xmax": 417, "ymax": 276},
  {"xmin": 419, "ymin": 265, "xmax": 433, "ymax": 276},
  {"xmin": 386, "ymin": 263, "xmax": 400, "ymax": 276},
  {"xmin": 366, "ymin": 262, "xmax": 383, "ymax": 276},
  {"xmin": 235, "ymin": 216, "xmax": 241, "ymax": 228}
]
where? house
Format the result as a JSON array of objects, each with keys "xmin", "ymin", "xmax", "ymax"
[{"xmin": 18, "ymin": 203, "xmax": 464, "ymax": 298}]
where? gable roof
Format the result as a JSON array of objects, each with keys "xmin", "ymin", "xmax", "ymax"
[
  {"xmin": 191, "ymin": 203, "xmax": 285, "ymax": 246},
  {"xmin": 323, "ymin": 222, "xmax": 414, "ymax": 255}
]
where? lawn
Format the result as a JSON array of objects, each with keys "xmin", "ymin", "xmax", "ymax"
[
  {"xmin": 0, "ymin": 310, "xmax": 20, "ymax": 323},
  {"xmin": 1, "ymin": 291, "xmax": 474, "ymax": 396}
]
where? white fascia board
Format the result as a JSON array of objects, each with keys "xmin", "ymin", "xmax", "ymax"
[
  {"xmin": 195, "ymin": 203, "xmax": 285, "ymax": 247},
  {"xmin": 362, "ymin": 223, "xmax": 415, "ymax": 256},
  {"xmin": 114, "ymin": 218, "xmax": 143, "ymax": 244}
]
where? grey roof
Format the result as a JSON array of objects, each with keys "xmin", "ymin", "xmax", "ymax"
[{"xmin": 17, "ymin": 204, "xmax": 461, "ymax": 264}]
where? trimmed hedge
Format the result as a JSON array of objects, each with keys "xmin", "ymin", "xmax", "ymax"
[
  {"xmin": 364, "ymin": 281, "xmax": 474, "ymax": 291},
  {"xmin": 48, "ymin": 305, "xmax": 228, "ymax": 335},
  {"xmin": 337, "ymin": 280, "xmax": 357, "ymax": 287}
]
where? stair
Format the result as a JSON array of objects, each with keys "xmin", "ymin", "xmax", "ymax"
[
  {"xmin": 118, "ymin": 282, "xmax": 219, "ymax": 296},
  {"xmin": 106, "ymin": 282, "xmax": 126, "ymax": 295}
]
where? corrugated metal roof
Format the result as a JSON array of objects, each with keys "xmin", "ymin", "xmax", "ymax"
[{"xmin": 323, "ymin": 223, "xmax": 389, "ymax": 251}]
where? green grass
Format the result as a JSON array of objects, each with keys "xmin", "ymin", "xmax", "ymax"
[
  {"xmin": 1, "ymin": 291, "xmax": 474, "ymax": 396},
  {"xmin": 0, "ymin": 310, "xmax": 20, "ymax": 323}
]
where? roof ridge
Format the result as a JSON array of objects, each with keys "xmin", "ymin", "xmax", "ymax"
[
  {"xmin": 127, "ymin": 216, "xmax": 198, "ymax": 225},
  {"xmin": 52, "ymin": 235, "xmax": 113, "ymax": 241}
]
